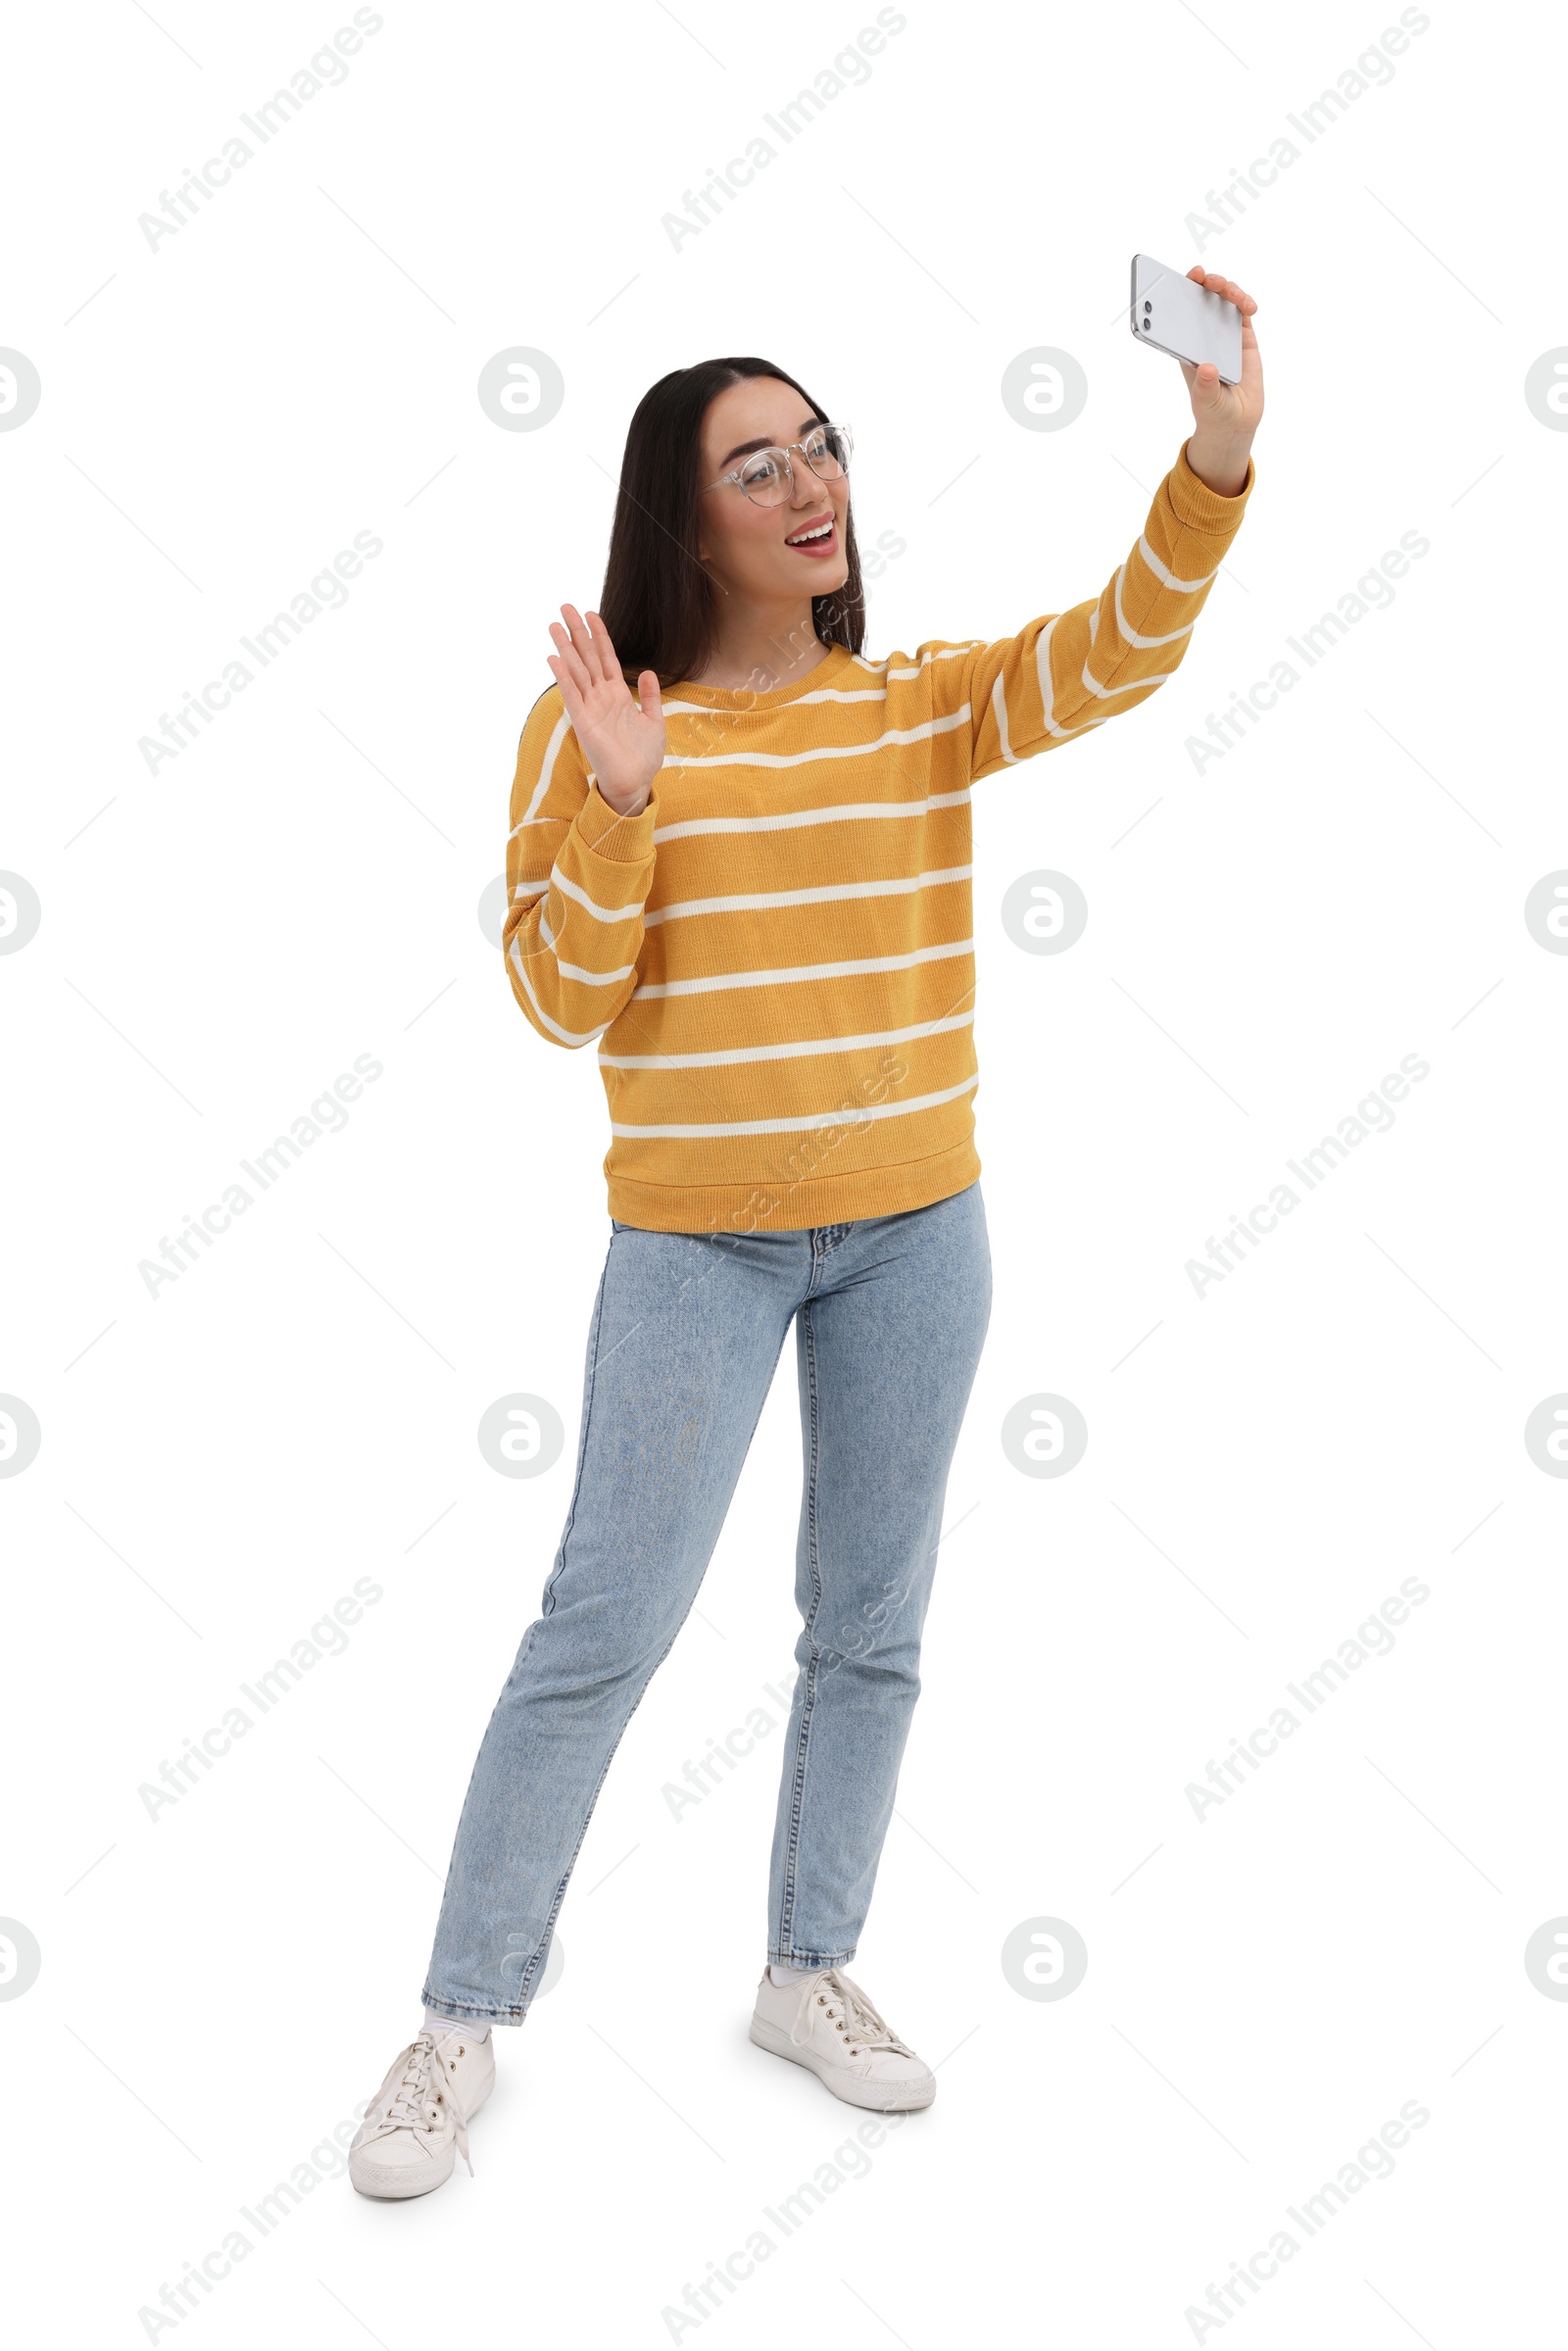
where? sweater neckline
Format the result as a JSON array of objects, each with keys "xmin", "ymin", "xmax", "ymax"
[{"xmin": 663, "ymin": 641, "xmax": 855, "ymax": 710}]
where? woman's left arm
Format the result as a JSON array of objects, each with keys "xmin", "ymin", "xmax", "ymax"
[{"xmin": 966, "ymin": 269, "xmax": 1262, "ymax": 781}]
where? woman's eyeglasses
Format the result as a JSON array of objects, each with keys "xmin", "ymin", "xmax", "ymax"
[{"xmin": 701, "ymin": 422, "xmax": 853, "ymax": 509}]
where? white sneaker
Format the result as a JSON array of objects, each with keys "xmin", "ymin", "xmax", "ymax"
[
  {"xmin": 349, "ymin": 2027, "xmax": 496, "ymax": 2198},
  {"xmin": 749, "ymin": 1967, "xmax": 935, "ymax": 2111}
]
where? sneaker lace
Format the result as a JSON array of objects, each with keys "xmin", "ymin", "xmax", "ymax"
[
  {"xmin": 375, "ymin": 2033, "xmax": 478, "ymax": 2175},
  {"xmin": 788, "ymin": 1968, "xmax": 915, "ymax": 2060}
]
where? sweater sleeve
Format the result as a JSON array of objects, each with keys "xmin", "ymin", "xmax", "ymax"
[
  {"xmin": 502, "ymin": 687, "xmax": 659, "ymax": 1050},
  {"xmin": 956, "ymin": 440, "xmax": 1254, "ymax": 783}
]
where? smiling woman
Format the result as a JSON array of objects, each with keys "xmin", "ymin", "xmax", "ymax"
[
  {"xmin": 588, "ymin": 359, "xmax": 869, "ymax": 699},
  {"xmin": 351, "ymin": 301, "xmax": 1263, "ymax": 2199}
]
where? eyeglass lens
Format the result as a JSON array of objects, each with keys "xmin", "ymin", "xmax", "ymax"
[{"xmin": 736, "ymin": 425, "xmax": 852, "ymax": 506}]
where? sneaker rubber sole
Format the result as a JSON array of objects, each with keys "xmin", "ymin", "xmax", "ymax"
[
  {"xmin": 350, "ymin": 2140, "xmax": 459, "ymax": 2199},
  {"xmin": 748, "ymin": 2016, "xmax": 936, "ymax": 2110}
]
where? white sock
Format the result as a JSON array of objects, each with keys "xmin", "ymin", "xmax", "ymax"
[
  {"xmin": 769, "ymin": 1962, "xmax": 820, "ymax": 1987},
  {"xmin": 423, "ymin": 2008, "xmax": 490, "ymax": 2043}
]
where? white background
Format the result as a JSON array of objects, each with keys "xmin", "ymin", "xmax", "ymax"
[{"xmin": 5, "ymin": 0, "xmax": 1565, "ymax": 2343}]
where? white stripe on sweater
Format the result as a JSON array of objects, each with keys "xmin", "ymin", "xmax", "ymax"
[
  {"xmin": 508, "ymin": 936, "xmax": 613, "ymax": 1045},
  {"xmin": 990, "ymin": 671, "xmax": 1016, "ymax": 764},
  {"xmin": 659, "ymin": 710, "xmax": 971, "ymax": 772},
  {"xmin": 1112, "ymin": 562, "xmax": 1199, "ymax": 650},
  {"xmin": 1033, "ymin": 615, "xmax": 1107, "ymax": 742},
  {"xmin": 547, "ymin": 865, "xmax": 646, "ymax": 924},
  {"xmin": 610, "ymin": 1074, "xmax": 980, "ymax": 1139},
  {"xmin": 516, "ymin": 709, "xmax": 571, "ymax": 829},
  {"xmin": 1078, "ymin": 658, "xmax": 1175, "ymax": 702},
  {"xmin": 536, "ymin": 907, "xmax": 637, "ymax": 984},
  {"xmin": 514, "ymin": 775, "xmax": 972, "ymax": 847},
  {"xmin": 632, "ymin": 937, "xmax": 974, "ymax": 1001},
  {"xmin": 654, "ymin": 787, "xmax": 970, "ymax": 845},
  {"xmin": 1134, "ymin": 532, "xmax": 1216, "ymax": 594},
  {"xmin": 849, "ymin": 645, "xmax": 976, "ymax": 678},
  {"xmin": 661, "ymin": 687, "xmax": 890, "ymax": 713},
  {"xmin": 599, "ymin": 1009, "xmax": 975, "ymax": 1070},
  {"xmin": 643, "ymin": 864, "xmax": 972, "ymax": 927}
]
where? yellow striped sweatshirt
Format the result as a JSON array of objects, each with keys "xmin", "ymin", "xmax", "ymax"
[{"xmin": 504, "ymin": 439, "xmax": 1253, "ymax": 1233}]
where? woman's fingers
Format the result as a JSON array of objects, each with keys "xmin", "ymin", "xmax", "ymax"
[
  {"xmin": 584, "ymin": 610, "xmax": 625, "ymax": 688},
  {"xmin": 560, "ymin": 602, "xmax": 611, "ymax": 687},
  {"xmin": 548, "ymin": 618, "xmax": 593, "ymax": 701},
  {"xmin": 546, "ymin": 653, "xmax": 584, "ymax": 729},
  {"xmin": 1186, "ymin": 264, "xmax": 1258, "ymax": 315},
  {"xmin": 558, "ymin": 603, "xmax": 594, "ymax": 682},
  {"xmin": 554, "ymin": 604, "xmax": 595, "ymax": 686}
]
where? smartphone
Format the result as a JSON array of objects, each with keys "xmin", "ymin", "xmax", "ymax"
[{"xmin": 1130, "ymin": 254, "xmax": 1242, "ymax": 384}]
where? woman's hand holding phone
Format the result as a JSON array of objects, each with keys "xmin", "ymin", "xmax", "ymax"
[
  {"xmin": 1180, "ymin": 268, "xmax": 1263, "ymax": 499},
  {"xmin": 547, "ymin": 606, "xmax": 665, "ymax": 817}
]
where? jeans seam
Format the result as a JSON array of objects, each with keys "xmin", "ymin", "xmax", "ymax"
[
  {"xmin": 776, "ymin": 1297, "xmax": 824, "ymax": 1955},
  {"xmin": 539, "ymin": 1231, "xmax": 615, "ymax": 1622},
  {"xmin": 504, "ymin": 1610, "xmax": 688, "ymax": 2014},
  {"xmin": 427, "ymin": 1608, "xmax": 699, "ymax": 2026}
]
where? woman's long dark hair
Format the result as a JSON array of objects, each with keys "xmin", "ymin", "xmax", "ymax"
[{"xmin": 597, "ymin": 356, "xmax": 866, "ymax": 690}]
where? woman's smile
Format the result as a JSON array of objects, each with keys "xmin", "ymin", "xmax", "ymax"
[{"xmin": 783, "ymin": 513, "xmax": 838, "ymax": 556}]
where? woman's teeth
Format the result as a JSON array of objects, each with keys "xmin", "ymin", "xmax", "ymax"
[{"xmin": 786, "ymin": 519, "xmax": 833, "ymax": 545}]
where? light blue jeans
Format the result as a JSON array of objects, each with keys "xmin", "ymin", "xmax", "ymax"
[{"xmin": 422, "ymin": 1181, "xmax": 992, "ymax": 2024}]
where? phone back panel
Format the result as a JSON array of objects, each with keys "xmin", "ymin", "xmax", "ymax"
[{"xmin": 1131, "ymin": 255, "xmax": 1243, "ymax": 383}]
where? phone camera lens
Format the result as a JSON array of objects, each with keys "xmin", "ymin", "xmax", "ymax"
[{"xmin": 1143, "ymin": 301, "xmax": 1152, "ymax": 313}]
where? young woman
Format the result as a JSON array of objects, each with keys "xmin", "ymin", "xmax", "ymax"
[{"xmin": 350, "ymin": 268, "xmax": 1262, "ymax": 2197}]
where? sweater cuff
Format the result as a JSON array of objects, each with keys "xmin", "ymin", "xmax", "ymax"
[
  {"xmin": 575, "ymin": 781, "xmax": 659, "ymax": 863},
  {"xmin": 1170, "ymin": 439, "xmax": 1255, "ymax": 530}
]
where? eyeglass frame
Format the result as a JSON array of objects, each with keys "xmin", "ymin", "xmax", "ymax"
[{"xmin": 699, "ymin": 421, "xmax": 854, "ymax": 506}]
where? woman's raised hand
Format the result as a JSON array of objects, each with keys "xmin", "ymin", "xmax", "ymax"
[
  {"xmin": 1179, "ymin": 268, "xmax": 1262, "ymax": 501},
  {"xmin": 547, "ymin": 606, "xmax": 664, "ymax": 817}
]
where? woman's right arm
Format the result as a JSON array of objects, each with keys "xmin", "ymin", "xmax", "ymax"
[
  {"xmin": 502, "ymin": 607, "xmax": 667, "ymax": 1050},
  {"xmin": 502, "ymin": 686, "xmax": 659, "ymax": 1050}
]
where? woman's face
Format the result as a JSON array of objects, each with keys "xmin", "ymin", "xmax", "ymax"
[{"xmin": 694, "ymin": 375, "xmax": 852, "ymax": 615}]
